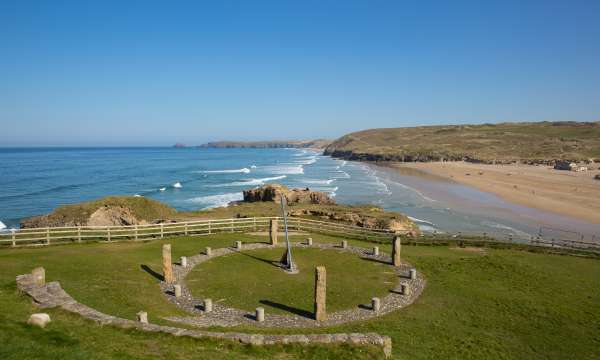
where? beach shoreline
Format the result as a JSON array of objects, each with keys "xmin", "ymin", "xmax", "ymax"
[{"xmin": 387, "ymin": 161, "xmax": 600, "ymax": 225}]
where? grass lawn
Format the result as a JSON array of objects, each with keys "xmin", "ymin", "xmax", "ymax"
[
  {"xmin": 1, "ymin": 233, "xmax": 599, "ymax": 359},
  {"xmin": 187, "ymin": 247, "xmax": 397, "ymax": 315}
]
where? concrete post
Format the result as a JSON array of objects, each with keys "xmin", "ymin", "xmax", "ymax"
[
  {"xmin": 372, "ymin": 297, "xmax": 381, "ymax": 312},
  {"xmin": 180, "ymin": 256, "xmax": 187, "ymax": 268},
  {"xmin": 32, "ymin": 267, "xmax": 45, "ymax": 286},
  {"xmin": 270, "ymin": 219, "xmax": 278, "ymax": 245},
  {"xmin": 174, "ymin": 284, "xmax": 182, "ymax": 298},
  {"xmin": 306, "ymin": 237, "xmax": 313, "ymax": 246},
  {"xmin": 341, "ymin": 240, "xmax": 348, "ymax": 249},
  {"xmin": 314, "ymin": 266, "xmax": 327, "ymax": 321},
  {"xmin": 392, "ymin": 236, "xmax": 401, "ymax": 266},
  {"xmin": 373, "ymin": 246, "xmax": 379, "ymax": 256},
  {"xmin": 162, "ymin": 244, "xmax": 174, "ymax": 284},
  {"xmin": 136, "ymin": 311, "xmax": 148, "ymax": 324},
  {"xmin": 204, "ymin": 298, "xmax": 213, "ymax": 313},
  {"xmin": 235, "ymin": 241, "xmax": 242, "ymax": 250},
  {"xmin": 401, "ymin": 283, "xmax": 410, "ymax": 296},
  {"xmin": 409, "ymin": 268, "xmax": 417, "ymax": 280},
  {"xmin": 205, "ymin": 247, "xmax": 212, "ymax": 256},
  {"xmin": 256, "ymin": 307, "xmax": 265, "ymax": 322}
]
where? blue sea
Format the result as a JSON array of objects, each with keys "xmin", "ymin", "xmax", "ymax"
[{"xmin": 0, "ymin": 147, "xmax": 597, "ymax": 240}]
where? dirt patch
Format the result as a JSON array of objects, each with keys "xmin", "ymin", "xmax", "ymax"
[{"xmin": 450, "ymin": 246, "xmax": 487, "ymax": 255}]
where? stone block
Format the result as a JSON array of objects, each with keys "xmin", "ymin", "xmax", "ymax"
[
  {"xmin": 409, "ymin": 268, "xmax": 417, "ymax": 280},
  {"xmin": 137, "ymin": 311, "xmax": 148, "ymax": 324},
  {"xmin": 180, "ymin": 256, "xmax": 187, "ymax": 268},
  {"xmin": 204, "ymin": 298, "xmax": 213, "ymax": 313},
  {"xmin": 401, "ymin": 283, "xmax": 410, "ymax": 296},
  {"xmin": 373, "ymin": 246, "xmax": 379, "ymax": 256},
  {"xmin": 27, "ymin": 313, "xmax": 50, "ymax": 328},
  {"xmin": 32, "ymin": 267, "xmax": 45, "ymax": 286},
  {"xmin": 371, "ymin": 297, "xmax": 381, "ymax": 312},
  {"xmin": 256, "ymin": 307, "xmax": 265, "ymax": 322},
  {"xmin": 235, "ymin": 241, "xmax": 242, "ymax": 250},
  {"xmin": 270, "ymin": 219, "xmax": 278, "ymax": 245},
  {"xmin": 174, "ymin": 284, "xmax": 182, "ymax": 298},
  {"xmin": 306, "ymin": 237, "xmax": 313, "ymax": 246},
  {"xmin": 205, "ymin": 247, "xmax": 212, "ymax": 256},
  {"xmin": 341, "ymin": 240, "xmax": 348, "ymax": 249}
]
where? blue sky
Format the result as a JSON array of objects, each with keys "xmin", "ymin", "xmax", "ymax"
[{"xmin": 1, "ymin": 0, "xmax": 599, "ymax": 146}]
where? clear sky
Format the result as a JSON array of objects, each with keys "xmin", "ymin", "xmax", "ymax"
[{"xmin": 1, "ymin": 1, "xmax": 599, "ymax": 146}]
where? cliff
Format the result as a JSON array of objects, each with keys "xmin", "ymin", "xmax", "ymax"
[
  {"xmin": 243, "ymin": 184, "xmax": 335, "ymax": 205},
  {"xmin": 324, "ymin": 121, "xmax": 600, "ymax": 165}
]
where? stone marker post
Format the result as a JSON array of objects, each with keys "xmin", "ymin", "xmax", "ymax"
[
  {"xmin": 162, "ymin": 244, "xmax": 174, "ymax": 284},
  {"xmin": 137, "ymin": 311, "xmax": 148, "ymax": 324},
  {"xmin": 306, "ymin": 237, "xmax": 313, "ymax": 246},
  {"xmin": 180, "ymin": 256, "xmax": 187, "ymax": 268},
  {"xmin": 256, "ymin": 307, "xmax": 265, "ymax": 322},
  {"xmin": 314, "ymin": 266, "xmax": 327, "ymax": 321},
  {"xmin": 373, "ymin": 246, "xmax": 379, "ymax": 256},
  {"xmin": 235, "ymin": 241, "xmax": 242, "ymax": 250},
  {"xmin": 270, "ymin": 219, "xmax": 278, "ymax": 245},
  {"xmin": 205, "ymin": 247, "xmax": 212, "ymax": 256},
  {"xmin": 409, "ymin": 268, "xmax": 417, "ymax": 280},
  {"xmin": 372, "ymin": 297, "xmax": 381, "ymax": 312},
  {"xmin": 32, "ymin": 267, "xmax": 45, "ymax": 286},
  {"xmin": 204, "ymin": 298, "xmax": 213, "ymax": 313},
  {"xmin": 392, "ymin": 236, "xmax": 401, "ymax": 267},
  {"xmin": 174, "ymin": 284, "xmax": 182, "ymax": 298},
  {"xmin": 401, "ymin": 283, "xmax": 410, "ymax": 296},
  {"xmin": 341, "ymin": 240, "xmax": 348, "ymax": 249}
]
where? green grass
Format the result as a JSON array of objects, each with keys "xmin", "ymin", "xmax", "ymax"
[
  {"xmin": 325, "ymin": 121, "xmax": 600, "ymax": 162},
  {"xmin": 1, "ymin": 233, "xmax": 599, "ymax": 359},
  {"xmin": 187, "ymin": 247, "xmax": 396, "ymax": 315}
]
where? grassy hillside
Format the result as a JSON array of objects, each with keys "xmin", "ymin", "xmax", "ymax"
[
  {"xmin": 324, "ymin": 121, "xmax": 600, "ymax": 164},
  {"xmin": 1, "ymin": 233, "xmax": 599, "ymax": 359}
]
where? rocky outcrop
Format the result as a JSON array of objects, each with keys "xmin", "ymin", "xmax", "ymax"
[
  {"xmin": 288, "ymin": 208, "xmax": 419, "ymax": 235},
  {"xmin": 243, "ymin": 185, "xmax": 335, "ymax": 205},
  {"xmin": 88, "ymin": 206, "xmax": 142, "ymax": 227}
]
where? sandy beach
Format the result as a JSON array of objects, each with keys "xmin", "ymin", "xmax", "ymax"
[{"xmin": 390, "ymin": 161, "xmax": 600, "ymax": 225}]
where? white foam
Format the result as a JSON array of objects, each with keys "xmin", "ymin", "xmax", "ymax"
[
  {"xmin": 295, "ymin": 156, "xmax": 317, "ymax": 165},
  {"xmin": 250, "ymin": 165, "xmax": 257, "ymax": 169},
  {"xmin": 408, "ymin": 216, "xmax": 436, "ymax": 226},
  {"xmin": 0, "ymin": 221, "xmax": 6, "ymax": 230},
  {"xmin": 173, "ymin": 182, "xmax": 183, "ymax": 188},
  {"xmin": 134, "ymin": 194, "xmax": 142, "ymax": 197},
  {"xmin": 196, "ymin": 168, "xmax": 251, "ymax": 174},
  {"xmin": 229, "ymin": 175, "xmax": 287, "ymax": 186},
  {"xmin": 262, "ymin": 165, "xmax": 304, "ymax": 175},
  {"xmin": 332, "ymin": 170, "xmax": 350, "ymax": 179},
  {"xmin": 186, "ymin": 192, "xmax": 244, "ymax": 208},
  {"xmin": 159, "ymin": 187, "xmax": 166, "ymax": 192},
  {"xmin": 304, "ymin": 179, "xmax": 336, "ymax": 185}
]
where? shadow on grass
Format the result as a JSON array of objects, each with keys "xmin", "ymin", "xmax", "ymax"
[
  {"xmin": 235, "ymin": 250, "xmax": 282, "ymax": 269},
  {"xmin": 259, "ymin": 299, "xmax": 314, "ymax": 319},
  {"xmin": 360, "ymin": 256, "xmax": 391, "ymax": 266},
  {"xmin": 140, "ymin": 264, "xmax": 163, "ymax": 281}
]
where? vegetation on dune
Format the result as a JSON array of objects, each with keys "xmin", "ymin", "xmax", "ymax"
[
  {"xmin": 1, "ymin": 233, "xmax": 599, "ymax": 359},
  {"xmin": 324, "ymin": 121, "xmax": 600, "ymax": 163}
]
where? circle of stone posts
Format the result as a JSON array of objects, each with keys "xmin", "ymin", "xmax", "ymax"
[{"xmin": 160, "ymin": 242, "xmax": 426, "ymax": 329}]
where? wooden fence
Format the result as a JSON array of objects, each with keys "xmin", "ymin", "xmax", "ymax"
[{"xmin": 1, "ymin": 216, "xmax": 598, "ymax": 253}]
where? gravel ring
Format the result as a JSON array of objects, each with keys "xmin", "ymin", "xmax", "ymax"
[{"xmin": 160, "ymin": 242, "xmax": 426, "ymax": 328}]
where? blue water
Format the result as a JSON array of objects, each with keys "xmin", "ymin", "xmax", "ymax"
[{"xmin": 0, "ymin": 147, "xmax": 597, "ymax": 240}]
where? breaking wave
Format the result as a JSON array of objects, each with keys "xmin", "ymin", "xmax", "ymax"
[
  {"xmin": 262, "ymin": 165, "xmax": 304, "ymax": 175},
  {"xmin": 186, "ymin": 192, "xmax": 244, "ymax": 208},
  {"xmin": 196, "ymin": 168, "xmax": 251, "ymax": 174},
  {"xmin": 304, "ymin": 179, "xmax": 336, "ymax": 185}
]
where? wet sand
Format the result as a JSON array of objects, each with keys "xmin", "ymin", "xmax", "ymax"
[{"xmin": 390, "ymin": 162, "xmax": 600, "ymax": 225}]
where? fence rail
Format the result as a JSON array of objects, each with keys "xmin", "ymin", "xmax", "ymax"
[{"xmin": 1, "ymin": 216, "xmax": 599, "ymax": 253}]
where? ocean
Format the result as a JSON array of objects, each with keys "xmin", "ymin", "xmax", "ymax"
[{"xmin": 0, "ymin": 147, "xmax": 596, "ymax": 240}]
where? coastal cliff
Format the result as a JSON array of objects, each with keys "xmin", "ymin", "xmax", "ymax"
[{"xmin": 324, "ymin": 121, "xmax": 600, "ymax": 165}]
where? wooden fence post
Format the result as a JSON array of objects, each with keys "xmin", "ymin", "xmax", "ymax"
[
  {"xmin": 11, "ymin": 229, "xmax": 16, "ymax": 247},
  {"xmin": 230, "ymin": 219, "xmax": 234, "ymax": 233},
  {"xmin": 134, "ymin": 224, "xmax": 139, "ymax": 240},
  {"xmin": 160, "ymin": 223, "xmax": 164, "ymax": 239},
  {"xmin": 107, "ymin": 227, "xmax": 111, "ymax": 242},
  {"xmin": 208, "ymin": 220, "xmax": 212, "ymax": 235},
  {"xmin": 77, "ymin": 226, "xmax": 82, "ymax": 243},
  {"xmin": 46, "ymin": 228, "xmax": 50, "ymax": 245},
  {"xmin": 253, "ymin": 218, "xmax": 257, "ymax": 232},
  {"xmin": 184, "ymin": 222, "xmax": 188, "ymax": 236}
]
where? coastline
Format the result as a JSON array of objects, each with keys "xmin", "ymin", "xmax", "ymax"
[{"xmin": 387, "ymin": 161, "xmax": 600, "ymax": 225}]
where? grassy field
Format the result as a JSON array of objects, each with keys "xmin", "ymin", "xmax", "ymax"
[
  {"xmin": 324, "ymin": 121, "xmax": 600, "ymax": 163},
  {"xmin": 1, "ymin": 233, "xmax": 599, "ymax": 359},
  {"xmin": 187, "ymin": 247, "xmax": 397, "ymax": 315}
]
